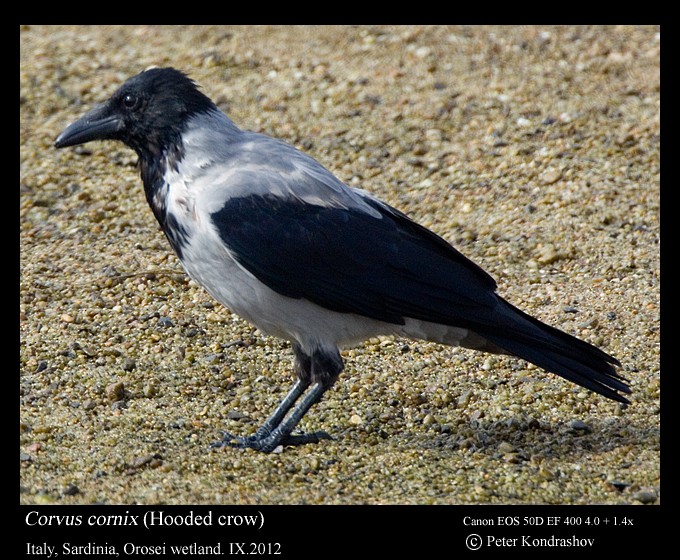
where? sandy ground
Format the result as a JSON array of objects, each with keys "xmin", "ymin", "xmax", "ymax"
[{"xmin": 20, "ymin": 25, "xmax": 659, "ymax": 506}]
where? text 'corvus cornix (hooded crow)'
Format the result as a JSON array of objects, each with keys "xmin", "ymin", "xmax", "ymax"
[{"xmin": 55, "ymin": 67, "xmax": 630, "ymax": 453}]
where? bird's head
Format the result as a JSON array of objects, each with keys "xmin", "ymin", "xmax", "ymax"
[{"xmin": 55, "ymin": 67, "xmax": 216, "ymax": 159}]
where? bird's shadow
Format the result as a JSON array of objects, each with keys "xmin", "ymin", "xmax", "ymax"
[{"xmin": 387, "ymin": 412, "xmax": 658, "ymax": 460}]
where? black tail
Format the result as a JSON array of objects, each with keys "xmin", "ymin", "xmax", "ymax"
[{"xmin": 481, "ymin": 299, "xmax": 630, "ymax": 404}]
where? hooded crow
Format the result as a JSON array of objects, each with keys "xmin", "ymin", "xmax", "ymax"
[{"xmin": 55, "ymin": 67, "xmax": 630, "ymax": 452}]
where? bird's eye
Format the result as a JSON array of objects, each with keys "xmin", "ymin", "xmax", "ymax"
[{"xmin": 122, "ymin": 94, "xmax": 139, "ymax": 110}]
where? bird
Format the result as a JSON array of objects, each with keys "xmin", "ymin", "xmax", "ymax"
[{"xmin": 55, "ymin": 67, "xmax": 630, "ymax": 453}]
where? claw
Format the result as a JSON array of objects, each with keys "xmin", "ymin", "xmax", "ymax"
[
  {"xmin": 210, "ymin": 381, "xmax": 333, "ymax": 453},
  {"xmin": 210, "ymin": 429, "xmax": 332, "ymax": 453}
]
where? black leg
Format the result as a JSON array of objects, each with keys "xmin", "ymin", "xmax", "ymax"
[
  {"xmin": 211, "ymin": 344, "xmax": 343, "ymax": 453},
  {"xmin": 253, "ymin": 378, "xmax": 309, "ymax": 439}
]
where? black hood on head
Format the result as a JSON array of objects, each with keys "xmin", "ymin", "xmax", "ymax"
[{"xmin": 55, "ymin": 67, "xmax": 217, "ymax": 158}]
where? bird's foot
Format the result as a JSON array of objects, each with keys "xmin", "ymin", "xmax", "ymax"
[{"xmin": 210, "ymin": 428, "xmax": 332, "ymax": 453}]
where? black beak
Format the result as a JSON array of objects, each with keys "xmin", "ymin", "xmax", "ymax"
[{"xmin": 55, "ymin": 103, "xmax": 123, "ymax": 149}]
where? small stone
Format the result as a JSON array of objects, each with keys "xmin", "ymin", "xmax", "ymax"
[
  {"xmin": 569, "ymin": 420, "xmax": 591, "ymax": 433},
  {"xmin": 577, "ymin": 316, "xmax": 599, "ymax": 329},
  {"xmin": 130, "ymin": 453, "xmax": 160, "ymax": 468},
  {"xmin": 105, "ymin": 382, "xmax": 126, "ymax": 402},
  {"xmin": 541, "ymin": 168, "xmax": 562, "ymax": 185},
  {"xmin": 227, "ymin": 410, "xmax": 249, "ymax": 420},
  {"xmin": 349, "ymin": 414, "xmax": 363, "ymax": 425},
  {"xmin": 415, "ymin": 46, "xmax": 432, "ymax": 58},
  {"xmin": 122, "ymin": 357, "xmax": 136, "ymax": 371},
  {"xmin": 634, "ymin": 490, "xmax": 657, "ymax": 504},
  {"xmin": 60, "ymin": 314, "xmax": 75, "ymax": 323},
  {"xmin": 503, "ymin": 453, "xmax": 521, "ymax": 464},
  {"xmin": 63, "ymin": 484, "xmax": 80, "ymax": 496},
  {"xmin": 538, "ymin": 467, "xmax": 556, "ymax": 480},
  {"xmin": 206, "ymin": 312, "xmax": 226, "ymax": 323},
  {"xmin": 607, "ymin": 480, "xmax": 629, "ymax": 491},
  {"xmin": 536, "ymin": 243, "xmax": 559, "ymax": 265},
  {"xmin": 482, "ymin": 357, "xmax": 496, "ymax": 371},
  {"xmin": 204, "ymin": 353, "xmax": 224, "ymax": 364},
  {"xmin": 470, "ymin": 409, "xmax": 484, "ymax": 423},
  {"xmin": 80, "ymin": 345, "xmax": 96, "ymax": 358},
  {"xmin": 457, "ymin": 391, "xmax": 472, "ymax": 406},
  {"xmin": 498, "ymin": 441, "xmax": 515, "ymax": 454},
  {"xmin": 83, "ymin": 399, "xmax": 97, "ymax": 410}
]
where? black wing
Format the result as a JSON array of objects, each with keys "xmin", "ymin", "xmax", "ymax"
[{"xmin": 211, "ymin": 192, "xmax": 499, "ymax": 327}]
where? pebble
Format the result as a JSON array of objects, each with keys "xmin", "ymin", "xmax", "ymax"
[
  {"xmin": 568, "ymin": 420, "xmax": 591, "ymax": 433},
  {"xmin": 633, "ymin": 490, "xmax": 658, "ymax": 504},
  {"xmin": 541, "ymin": 168, "xmax": 562, "ymax": 185},
  {"xmin": 503, "ymin": 453, "xmax": 521, "ymax": 464},
  {"xmin": 105, "ymin": 382, "xmax": 125, "ymax": 403},
  {"xmin": 536, "ymin": 243, "xmax": 559, "ymax": 265},
  {"xmin": 498, "ymin": 441, "xmax": 515, "ymax": 454},
  {"xmin": 482, "ymin": 357, "xmax": 496, "ymax": 371},
  {"xmin": 122, "ymin": 357, "xmax": 136, "ymax": 371},
  {"xmin": 577, "ymin": 317, "xmax": 599, "ymax": 329},
  {"xmin": 227, "ymin": 410, "xmax": 249, "ymax": 420},
  {"xmin": 142, "ymin": 383, "xmax": 156, "ymax": 398},
  {"xmin": 538, "ymin": 467, "xmax": 557, "ymax": 481},
  {"xmin": 607, "ymin": 480, "xmax": 629, "ymax": 491},
  {"xmin": 82, "ymin": 399, "xmax": 97, "ymax": 410},
  {"xmin": 349, "ymin": 414, "xmax": 364, "ymax": 425},
  {"xmin": 62, "ymin": 484, "xmax": 80, "ymax": 496},
  {"xmin": 457, "ymin": 391, "xmax": 472, "ymax": 406},
  {"xmin": 129, "ymin": 453, "xmax": 161, "ymax": 469}
]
